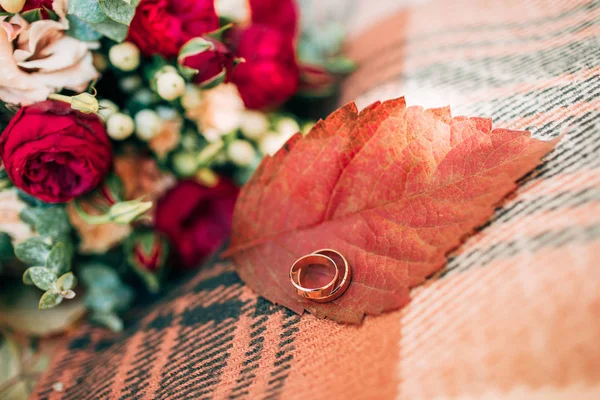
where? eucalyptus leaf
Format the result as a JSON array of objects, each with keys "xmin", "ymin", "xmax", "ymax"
[
  {"xmin": 36, "ymin": 207, "xmax": 71, "ymax": 239},
  {"xmin": 91, "ymin": 18, "xmax": 129, "ymax": 42},
  {"xmin": 67, "ymin": 15, "xmax": 104, "ymax": 41},
  {"xmin": 80, "ymin": 263, "xmax": 125, "ymax": 289},
  {"xmin": 45, "ymin": 242, "xmax": 73, "ymax": 275},
  {"xmin": 14, "ymin": 237, "xmax": 51, "ymax": 265},
  {"xmin": 56, "ymin": 272, "xmax": 77, "ymax": 291},
  {"xmin": 22, "ymin": 269, "xmax": 33, "ymax": 285},
  {"xmin": 19, "ymin": 207, "xmax": 41, "ymax": 226},
  {"xmin": 26, "ymin": 267, "xmax": 57, "ymax": 291},
  {"xmin": 68, "ymin": 0, "xmax": 106, "ymax": 24},
  {"xmin": 98, "ymin": 0, "xmax": 138, "ymax": 25},
  {"xmin": 39, "ymin": 291, "xmax": 63, "ymax": 309}
]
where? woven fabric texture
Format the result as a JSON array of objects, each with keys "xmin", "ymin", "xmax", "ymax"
[{"xmin": 33, "ymin": 0, "xmax": 600, "ymax": 399}]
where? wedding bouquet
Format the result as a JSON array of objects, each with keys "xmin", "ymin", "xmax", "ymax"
[{"xmin": 0, "ymin": 0, "xmax": 353, "ymax": 332}]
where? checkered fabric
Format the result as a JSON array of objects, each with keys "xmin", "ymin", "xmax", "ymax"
[{"xmin": 33, "ymin": 0, "xmax": 600, "ymax": 398}]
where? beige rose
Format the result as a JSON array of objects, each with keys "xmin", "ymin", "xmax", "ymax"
[
  {"xmin": 0, "ymin": 0, "xmax": 99, "ymax": 105},
  {"xmin": 185, "ymin": 83, "xmax": 245, "ymax": 142}
]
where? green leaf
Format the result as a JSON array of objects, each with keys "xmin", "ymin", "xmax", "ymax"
[
  {"xmin": 21, "ymin": 9, "xmax": 43, "ymax": 23},
  {"xmin": 90, "ymin": 18, "xmax": 129, "ymax": 42},
  {"xmin": 68, "ymin": 0, "xmax": 106, "ymax": 24},
  {"xmin": 14, "ymin": 238, "xmax": 51, "ymax": 265},
  {"xmin": 39, "ymin": 291, "xmax": 63, "ymax": 309},
  {"xmin": 56, "ymin": 272, "xmax": 77, "ymax": 291},
  {"xmin": 45, "ymin": 242, "xmax": 73, "ymax": 275},
  {"xmin": 26, "ymin": 267, "xmax": 57, "ymax": 291},
  {"xmin": 22, "ymin": 269, "xmax": 33, "ymax": 285},
  {"xmin": 19, "ymin": 207, "xmax": 41, "ymax": 226},
  {"xmin": 67, "ymin": 15, "xmax": 103, "ymax": 41},
  {"xmin": 36, "ymin": 207, "xmax": 71, "ymax": 239},
  {"xmin": 79, "ymin": 263, "xmax": 122, "ymax": 288},
  {"xmin": 68, "ymin": 0, "xmax": 130, "ymax": 42},
  {"xmin": 98, "ymin": 0, "xmax": 138, "ymax": 25}
]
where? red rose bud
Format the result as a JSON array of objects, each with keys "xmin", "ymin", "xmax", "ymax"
[
  {"xmin": 179, "ymin": 37, "xmax": 234, "ymax": 87},
  {"xmin": 126, "ymin": 230, "xmax": 169, "ymax": 293},
  {"xmin": 231, "ymin": 25, "xmax": 300, "ymax": 109},
  {"xmin": 128, "ymin": 0, "xmax": 219, "ymax": 59},
  {"xmin": 155, "ymin": 179, "xmax": 239, "ymax": 269},
  {"xmin": 0, "ymin": 101, "xmax": 112, "ymax": 203}
]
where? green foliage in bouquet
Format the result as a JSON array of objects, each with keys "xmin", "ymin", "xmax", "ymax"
[
  {"xmin": 79, "ymin": 263, "xmax": 134, "ymax": 332},
  {"xmin": 68, "ymin": 0, "xmax": 141, "ymax": 42},
  {"xmin": 15, "ymin": 205, "xmax": 77, "ymax": 310}
]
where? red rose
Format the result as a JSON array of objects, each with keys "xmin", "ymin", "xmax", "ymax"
[
  {"xmin": 155, "ymin": 179, "xmax": 238, "ymax": 268},
  {"xmin": 231, "ymin": 25, "xmax": 300, "ymax": 109},
  {"xmin": 181, "ymin": 37, "xmax": 234, "ymax": 85},
  {"xmin": 249, "ymin": 0, "xmax": 297, "ymax": 39},
  {"xmin": 0, "ymin": 101, "xmax": 112, "ymax": 203},
  {"xmin": 128, "ymin": 0, "xmax": 219, "ymax": 58}
]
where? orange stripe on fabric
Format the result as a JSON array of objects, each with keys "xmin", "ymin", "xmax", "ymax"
[
  {"xmin": 279, "ymin": 310, "xmax": 402, "ymax": 399},
  {"xmin": 399, "ymin": 241, "xmax": 600, "ymax": 398}
]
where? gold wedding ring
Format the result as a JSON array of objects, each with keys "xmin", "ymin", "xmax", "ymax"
[{"xmin": 289, "ymin": 249, "xmax": 352, "ymax": 303}]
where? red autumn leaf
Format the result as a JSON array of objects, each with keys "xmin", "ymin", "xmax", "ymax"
[{"xmin": 225, "ymin": 97, "xmax": 558, "ymax": 323}]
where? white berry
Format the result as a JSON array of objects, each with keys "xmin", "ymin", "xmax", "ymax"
[
  {"xmin": 173, "ymin": 152, "xmax": 198, "ymax": 177},
  {"xmin": 98, "ymin": 99, "xmax": 119, "ymax": 121},
  {"xmin": 106, "ymin": 113, "xmax": 134, "ymax": 140},
  {"xmin": 0, "ymin": 0, "xmax": 25, "ymax": 13},
  {"xmin": 227, "ymin": 140, "xmax": 256, "ymax": 167},
  {"xmin": 240, "ymin": 111, "xmax": 269, "ymax": 140},
  {"xmin": 276, "ymin": 117, "xmax": 300, "ymax": 138},
  {"xmin": 181, "ymin": 84, "xmax": 203, "ymax": 110},
  {"xmin": 109, "ymin": 42, "xmax": 140, "ymax": 72},
  {"xmin": 134, "ymin": 109, "xmax": 163, "ymax": 141},
  {"xmin": 156, "ymin": 71, "xmax": 185, "ymax": 101},
  {"xmin": 259, "ymin": 133, "xmax": 287, "ymax": 156}
]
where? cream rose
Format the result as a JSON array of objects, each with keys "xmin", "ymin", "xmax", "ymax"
[
  {"xmin": 0, "ymin": 0, "xmax": 99, "ymax": 105},
  {"xmin": 185, "ymin": 83, "xmax": 245, "ymax": 142}
]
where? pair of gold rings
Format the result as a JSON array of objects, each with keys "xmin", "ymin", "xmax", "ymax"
[{"xmin": 289, "ymin": 249, "xmax": 351, "ymax": 303}]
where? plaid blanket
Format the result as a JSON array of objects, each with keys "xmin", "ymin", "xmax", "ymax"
[{"xmin": 34, "ymin": 0, "xmax": 600, "ymax": 398}]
